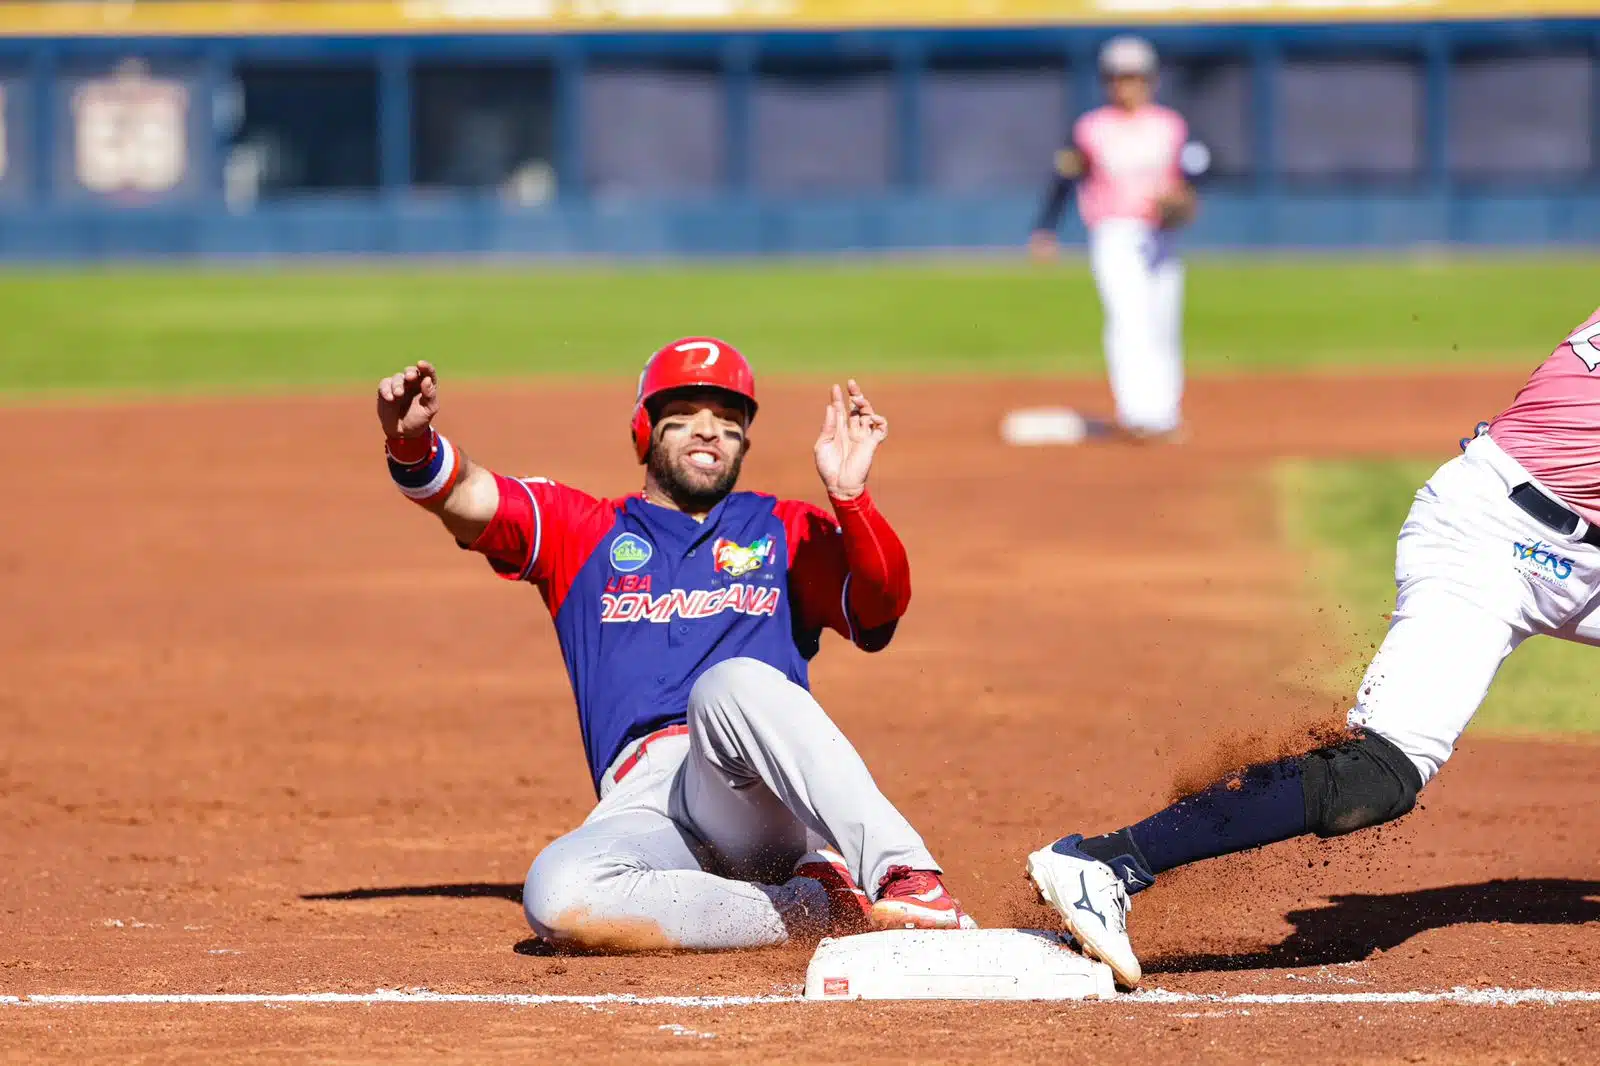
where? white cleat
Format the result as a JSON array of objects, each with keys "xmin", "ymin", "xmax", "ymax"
[{"xmin": 1026, "ymin": 835, "xmax": 1141, "ymax": 988}]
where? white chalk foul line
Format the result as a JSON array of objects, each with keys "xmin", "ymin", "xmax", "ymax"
[
  {"xmin": 1, "ymin": 987, "xmax": 1597, "ymax": 1008},
  {"xmin": 4, "ymin": 991, "xmax": 800, "ymax": 1008},
  {"xmin": 1127, "ymin": 987, "xmax": 1600, "ymax": 1006}
]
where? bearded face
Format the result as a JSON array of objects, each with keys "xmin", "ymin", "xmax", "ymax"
[{"xmin": 645, "ymin": 388, "xmax": 751, "ymax": 511}]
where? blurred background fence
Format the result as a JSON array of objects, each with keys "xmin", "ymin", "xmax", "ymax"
[{"xmin": 0, "ymin": 1, "xmax": 1597, "ymax": 257}]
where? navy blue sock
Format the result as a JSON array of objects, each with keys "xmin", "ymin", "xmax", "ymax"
[{"xmin": 1077, "ymin": 757, "xmax": 1308, "ymax": 893}]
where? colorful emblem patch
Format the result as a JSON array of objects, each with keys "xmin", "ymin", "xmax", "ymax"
[
  {"xmin": 713, "ymin": 535, "xmax": 775, "ymax": 578},
  {"xmin": 609, "ymin": 532, "xmax": 653, "ymax": 573},
  {"xmin": 1514, "ymin": 540, "xmax": 1575, "ymax": 581}
]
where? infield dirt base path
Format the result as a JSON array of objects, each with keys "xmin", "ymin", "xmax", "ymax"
[{"xmin": 2, "ymin": 372, "xmax": 1596, "ymax": 1064}]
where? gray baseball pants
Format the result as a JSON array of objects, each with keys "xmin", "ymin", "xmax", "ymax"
[{"xmin": 521, "ymin": 657, "xmax": 940, "ymax": 951}]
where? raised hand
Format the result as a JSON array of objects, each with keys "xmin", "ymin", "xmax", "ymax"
[
  {"xmin": 376, "ymin": 360, "xmax": 440, "ymax": 439},
  {"xmin": 814, "ymin": 379, "xmax": 888, "ymax": 502}
]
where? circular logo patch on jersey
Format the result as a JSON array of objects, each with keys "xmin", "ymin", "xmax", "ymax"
[{"xmin": 609, "ymin": 532, "xmax": 653, "ymax": 573}]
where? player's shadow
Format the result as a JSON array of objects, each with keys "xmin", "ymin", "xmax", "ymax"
[
  {"xmin": 301, "ymin": 882, "xmax": 524, "ymax": 903},
  {"xmin": 1149, "ymin": 877, "xmax": 1600, "ymax": 974},
  {"xmin": 301, "ymin": 883, "xmax": 572, "ymax": 956}
]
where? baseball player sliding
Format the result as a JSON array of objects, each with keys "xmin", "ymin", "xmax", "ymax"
[
  {"xmin": 375, "ymin": 339, "xmax": 973, "ymax": 952},
  {"xmin": 1027, "ymin": 306, "xmax": 1600, "ymax": 988},
  {"xmin": 1030, "ymin": 36, "xmax": 1208, "ymax": 442}
]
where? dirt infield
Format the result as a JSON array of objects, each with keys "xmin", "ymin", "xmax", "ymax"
[{"xmin": 3, "ymin": 372, "xmax": 1597, "ymax": 1064}]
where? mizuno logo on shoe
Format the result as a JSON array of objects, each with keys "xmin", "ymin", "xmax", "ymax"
[
  {"xmin": 908, "ymin": 886, "xmax": 946, "ymax": 904},
  {"xmin": 1073, "ymin": 871, "xmax": 1106, "ymax": 924}
]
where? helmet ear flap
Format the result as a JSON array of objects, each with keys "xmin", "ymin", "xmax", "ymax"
[{"xmin": 631, "ymin": 403, "xmax": 653, "ymax": 464}]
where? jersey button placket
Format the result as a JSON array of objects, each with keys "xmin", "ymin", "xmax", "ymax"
[
  {"xmin": 671, "ymin": 527, "xmax": 717, "ymax": 648},
  {"xmin": 666, "ymin": 555, "xmax": 686, "ymax": 647}
]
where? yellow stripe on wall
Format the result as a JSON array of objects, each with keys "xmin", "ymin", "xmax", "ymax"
[{"xmin": 0, "ymin": 0, "xmax": 1593, "ymax": 37}]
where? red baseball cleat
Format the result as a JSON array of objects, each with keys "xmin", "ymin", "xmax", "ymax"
[
  {"xmin": 871, "ymin": 867, "xmax": 978, "ymax": 930},
  {"xmin": 792, "ymin": 848, "xmax": 871, "ymax": 935}
]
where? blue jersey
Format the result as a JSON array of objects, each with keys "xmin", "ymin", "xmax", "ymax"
[{"xmin": 470, "ymin": 475, "xmax": 903, "ymax": 793}]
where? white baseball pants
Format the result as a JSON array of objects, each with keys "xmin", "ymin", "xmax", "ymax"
[
  {"xmin": 1089, "ymin": 217, "xmax": 1186, "ymax": 435},
  {"xmin": 521, "ymin": 657, "xmax": 940, "ymax": 951},
  {"xmin": 1348, "ymin": 433, "xmax": 1600, "ymax": 787}
]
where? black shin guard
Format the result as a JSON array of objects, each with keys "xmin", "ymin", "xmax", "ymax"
[{"xmin": 1301, "ymin": 731, "xmax": 1423, "ymax": 838}]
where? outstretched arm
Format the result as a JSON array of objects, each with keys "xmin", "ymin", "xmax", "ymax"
[
  {"xmin": 787, "ymin": 380, "xmax": 910, "ymax": 649},
  {"xmin": 376, "ymin": 361, "xmax": 498, "ymax": 545},
  {"xmin": 1030, "ymin": 146, "xmax": 1085, "ymax": 259},
  {"xmin": 814, "ymin": 379, "xmax": 909, "ymax": 627},
  {"xmin": 833, "ymin": 493, "xmax": 911, "ymax": 632}
]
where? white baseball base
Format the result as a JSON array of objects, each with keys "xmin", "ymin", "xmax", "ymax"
[
  {"xmin": 803, "ymin": 928, "xmax": 1116, "ymax": 1001},
  {"xmin": 1000, "ymin": 407, "xmax": 1090, "ymax": 446}
]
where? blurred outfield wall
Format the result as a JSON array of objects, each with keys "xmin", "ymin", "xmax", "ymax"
[{"xmin": 0, "ymin": 1, "xmax": 1596, "ymax": 258}]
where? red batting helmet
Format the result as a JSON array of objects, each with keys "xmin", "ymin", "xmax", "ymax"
[{"xmin": 630, "ymin": 337, "xmax": 758, "ymax": 463}]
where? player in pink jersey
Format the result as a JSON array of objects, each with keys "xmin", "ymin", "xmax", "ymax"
[
  {"xmin": 1022, "ymin": 308, "xmax": 1600, "ymax": 988},
  {"xmin": 1487, "ymin": 309, "xmax": 1600, "ymax": 522},
  {"xmin": 1028, "ymin": 36, "xmax": 1209, "ymax": 442}
]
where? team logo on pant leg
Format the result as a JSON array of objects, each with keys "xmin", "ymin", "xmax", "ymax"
[
  {"xmin": 1513, "ymin": 540, "xmax": 1574, "ymax": 581},
  {"xmin": 713, "ymin": 535, "xmax": 775, "ymax": 578}
]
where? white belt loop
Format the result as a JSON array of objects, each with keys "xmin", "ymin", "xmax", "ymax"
[
  {"xmin": 1465, "ymin": 432, "xmax": 1519, "ymax": 490},
  {"xmin": 1474, "ymin": 433, "xmax": 1552, "ymax": 499}
]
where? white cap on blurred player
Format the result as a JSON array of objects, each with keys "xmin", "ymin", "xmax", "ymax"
[{"xmin": 1099, "ymin": 36, "xmax": 1158, "ymax": 78}]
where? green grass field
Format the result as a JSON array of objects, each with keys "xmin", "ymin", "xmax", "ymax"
[
  {"xmin": 1278, "ymin": 458, "xmax": 1600, "ymax": 736},
  {"xmin": 7, "ymin": 256, "xmax": 1594, "ymax": 740},
  {"xmin": 2, "ymin": 256, "xmax": 1596, "ymax": 397}
]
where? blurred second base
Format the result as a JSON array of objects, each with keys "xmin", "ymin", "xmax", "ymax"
[{"xmin": 1000, "ymin": 407, "xmax": 1093, "ymax": 446}]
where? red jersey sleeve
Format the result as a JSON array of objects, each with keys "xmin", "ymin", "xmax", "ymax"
[
  {"xmin": 466, "ymin": 474, "xmax": 622, "ymax": 616},
  {"xmin": 777, "ymin": 492, "xmax": 911, "ymax": 653}
]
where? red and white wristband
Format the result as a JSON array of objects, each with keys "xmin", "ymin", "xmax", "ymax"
[{"xmin": 386, "ymin": 428, "xmax": 462, "ymax": 505}]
